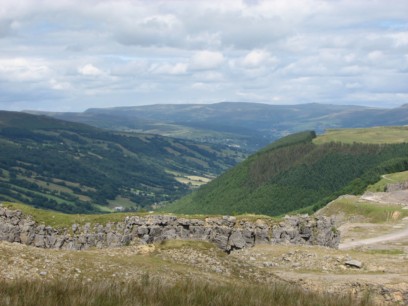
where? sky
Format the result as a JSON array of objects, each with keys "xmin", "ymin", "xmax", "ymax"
[{"xmin": 0, "ymin": 0, "xmax": 407, "ymax": 112}]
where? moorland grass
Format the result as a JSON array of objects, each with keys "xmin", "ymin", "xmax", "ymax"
[
  {"xmin": 1, "ymin": 202, "xmax": 280, "ymax": 230},
  {"xmin": 1, "ymin": 202, "xmax": 134, "ymax": 228},
  {"xmin": 365, "ymin": 249, "xmax": 404, "ymax": 255},
  {"xmin": 319, "ymin": 197, "xmax": 408, "ymax": 223},
  {"xmin": 366, "ymin": 170, "xmax": 408, "ymax": 192},
  {"xmin": 314, "ymin": 126, "xmax": 408, "ymax": 145},
  {"xmin": 0, "ymin": 277, "xmax": 373, "ymax": 306}
]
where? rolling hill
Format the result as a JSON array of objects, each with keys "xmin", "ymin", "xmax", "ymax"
[
  {"xmin": 0, "ymin": 111, "xmax": 244, "ymax": 213},
  {"xmin": 165, "ymin": 127, "xmax": 408, "ymax": 216},
  {"xmin": 27, "ymin": 102, "xmax": 408, "ymax": 151}
]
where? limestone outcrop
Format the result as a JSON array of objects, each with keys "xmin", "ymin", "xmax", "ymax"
[
  {"xmin": 385, "ymin": 181, "xmax": 408, "ymax": 192},
  {"xmin": 0, "ymin": 206, "xmax": 340, "ymax": 252}
]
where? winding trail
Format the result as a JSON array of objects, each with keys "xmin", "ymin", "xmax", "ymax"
[
  {"xmin": 381, "ymin": 174, "xmax": 396, "ymax": 182},
  {"xmin": 339, "ymin": 225, "xmax": 408, "ymax": 250}
]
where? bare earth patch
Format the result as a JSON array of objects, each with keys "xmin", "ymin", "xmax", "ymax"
[{"xmin": 361, "ymin": 191, "xmax": 408, "ymax": 207}]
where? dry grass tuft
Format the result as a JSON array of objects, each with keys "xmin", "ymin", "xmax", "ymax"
[{"xmin": 0, "ymin": 277, "xmax": 373, "ymax": 306}]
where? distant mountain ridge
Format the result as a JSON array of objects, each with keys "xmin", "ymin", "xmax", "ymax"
[{"xmin": 26, "ymin": 102, "xmax": 408, "ymax": 151}]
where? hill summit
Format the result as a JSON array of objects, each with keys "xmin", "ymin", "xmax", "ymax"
[{"xmin": 165, "ymin": 129, "xmax": 408, "ymax": 216}]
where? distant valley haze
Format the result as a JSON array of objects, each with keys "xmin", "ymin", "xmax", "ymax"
[{"xmin": 23, "ymin": 102, "xmax": 408, "ymax": 152}]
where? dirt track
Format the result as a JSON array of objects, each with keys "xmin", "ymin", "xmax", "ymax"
[
  {"xmin": 361, "ymin": 190, "xmax": 408, "ymax": 206},
  {"xmin": 339, "ymin": 224, "xmax": 408, "ymax": 250}
]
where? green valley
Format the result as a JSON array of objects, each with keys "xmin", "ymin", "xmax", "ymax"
[{"xmin": 0, "ymin": 111, "xmax": 244, "ymax": 214}]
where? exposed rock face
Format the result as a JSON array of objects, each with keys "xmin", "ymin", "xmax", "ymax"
[
  {"xmin": 385, "ymin": 181, "xmax": 408, "ymax": 192},
  {"xmin": 0, "ymin": 206, "xmax": 340, "ymax": 252}
]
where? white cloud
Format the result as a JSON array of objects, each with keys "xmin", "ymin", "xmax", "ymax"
[
  {"xmin": 49, "ymin": 78, "xmax": 71, "ymax": 90},
  {"xmin": 110, "ymin": 60, "xmax": 148, "ymax": 76},
  {"xmin": 345, "ymin": 82, "xmax": 362, "ymax": 89},
  {"xmin": 150, "ymin": 63, "xmax": 188, "ymax": 75},
  {"xmin": 367, "ymin": 50, "xmax": 384, "ymax": 61},
  {"xmin": 190, "ymin": 51, "xmax": 224, "ymax": 70},
  {"xmin": 78, "ymin": 64, "xmax": 105, "ymax": 77},
  {"xmin": 0, "ymin": 58, "xmax": 51, "ymax": 81},
  {"xmin": 114, "ymin": 12, "xmax": 185, "ymax": 47},
  {"xmin": 0, "ymin": 0, "xmax": 407, "ymax": 111},
  {"xmin": 391, "ymin": 32, "xmax": 408, "ymax": 47},
  {"xmin": 241, "ymin": 49, "xmax": 277, "ymax": 68},
  {"xmin": 340, "ymin": 65, "xmax": 365, "ymax": 75},
  {"xmin": 191, "ymin": 82, "xmax": 221, "ymax": 91},
  {"xmin": 193, "ymin": 71, "xmax": 224, "ymax": 82}
]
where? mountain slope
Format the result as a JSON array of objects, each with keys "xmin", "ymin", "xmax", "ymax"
[
  {"xmin": 27, "ymin": 102, "xmax": 408, "ymax": 151},
  {"xmin": 0, "ymin": 111, "xmax": 243, "ymax": 213},
  {"xmin": 165, "ymin": 128, "xmax": 408, "ymax": 216}
]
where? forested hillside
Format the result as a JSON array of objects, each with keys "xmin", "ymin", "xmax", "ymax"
[
  {"xmin": 165, "ymin": 130, "xmax": 408, "ymax": 216},
  {"xmin": 0, "ymin": 111, "xmax": 243, "ymax": 214}
]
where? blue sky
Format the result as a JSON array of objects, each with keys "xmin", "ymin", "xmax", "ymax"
[{"xmin": 0, "ymin": 0, "xmax": 407, "ymax": 111}]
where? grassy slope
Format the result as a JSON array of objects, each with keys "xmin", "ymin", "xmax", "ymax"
[
  {"xmin": 1, "ymin": 202, "xmax": 134, "ymax": 228},
  {"xmin": 0, "ymin": 111, "xmax": 244, "ymax": 213},
  {"xmin": 366, "ymin": 170, "xmax": 408, "ymax": 192},
  {"xmin": 314, "ymin": 126, "xmax": 408, "ymax": 145},
  {"xmin": 165, "ymin": 127, "xmax": 408, "ymax": 216},
  {"xmin": 317, "ymin": 195, "xmax": 408, "ymax": 223},
  {"xmin": 1, "ymin": 202, "xmax": 278, "ymax": 230}
]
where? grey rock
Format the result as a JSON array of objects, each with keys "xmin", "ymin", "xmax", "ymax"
[
  {"xmin": 255, "ymin": 227, "xmax": 269, "ymax": 243},
  {"xmin": 242, "ymin": 228, "xmax": 255, "ymax": 245},
  {"xmin": 142, "ymin": 234, "xmax": 150, "ymax": 243},
  {"xmin": 149, "ymin": 226, "xmax": 162, "ymax": 238},
  {"xmin": 0, "ymin": 207, "xmax": 340, "ymax": 252},
  {"xmin": 136, "ymin": 226, "xmax": 149, "ymax": 237},
  {"xmin": 177, "ymin": 218, "xmax": 191, "ymax": 226},
  {"xmin": 162, "ymin": 227, "xmax": 177, "ymax": 240},
  {"xmin": 176, "ymin": 226, "xmax": 190, "ymax": 239},
  {"xmin": 34, "ymin": 234, "xmax": 45, "ymax": 248},
  {"xmin": 228, "ymin": 231, "xmax": 246, "ymax": 249},
  {"xmin": 222, "ymin": 216, "xmax": 236, "ymax": 227},
  {"xmin": 345, "ymin": 259, "xmax": 363, "ymax": 268},
  {"xmin": 212, "ymin": 233, "xmax": 230, "ymax": 251},
  {"xmin": 385, "ymin": 181, "xmax": 408, "ymax": 192}
]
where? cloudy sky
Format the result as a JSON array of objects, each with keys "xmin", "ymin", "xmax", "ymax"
[{"xmin": 0, "ymin": 0, "xmax": 407, "ymax": 111}]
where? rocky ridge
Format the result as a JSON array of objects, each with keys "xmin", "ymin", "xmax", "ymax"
[{"xmin": 0, "ymin": 206, "xmax": 340, "ymax": 252}]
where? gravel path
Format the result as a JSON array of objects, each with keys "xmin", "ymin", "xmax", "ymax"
[{"xmin": 339, "ymin": 225, "xmax": 408, "ymax": 250}]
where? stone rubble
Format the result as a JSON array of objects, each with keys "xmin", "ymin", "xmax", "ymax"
[{"xmin": 0, "ymin": 207, "xmax": 340, "ymax": 252}]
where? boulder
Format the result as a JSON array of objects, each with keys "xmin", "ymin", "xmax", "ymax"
[
  {"xmin": 228, "ymin": 231, "xmax": 246, "ymax": 250},
  {"xmin": 345, "ymin": 259, "xmax": 363, "ymax": 269}
]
